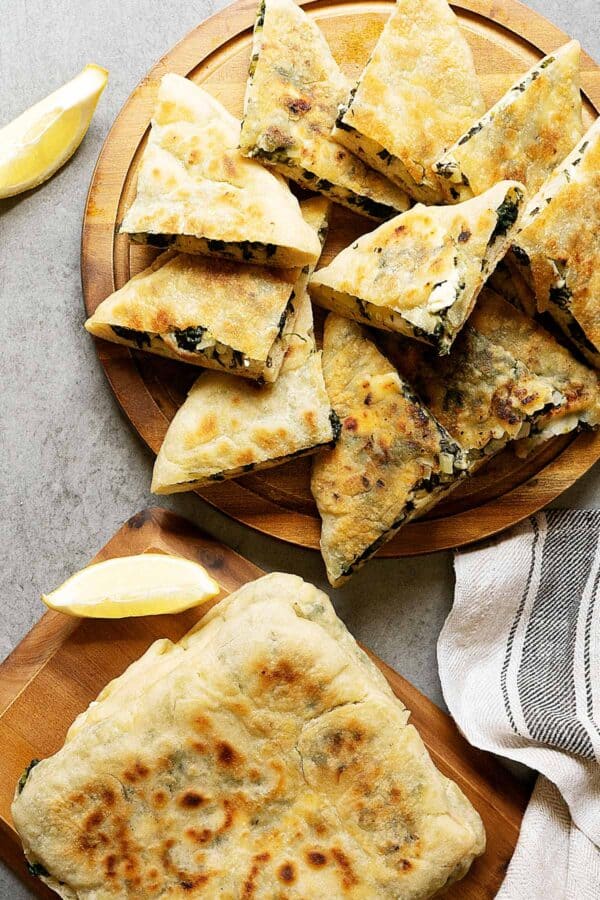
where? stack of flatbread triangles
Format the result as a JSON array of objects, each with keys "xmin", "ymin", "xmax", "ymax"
[{"xmin": 85, "ymin": 0, "xmax": 600, "ymax": 587}]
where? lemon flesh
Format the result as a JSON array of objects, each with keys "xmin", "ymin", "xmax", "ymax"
[
  {"xmin": 0, "ymin": 63, "xmax": 108, "ymax": 199},
  {"xmin": 42, "ymin": 553, "xmax": 220, "ymax": 618}
]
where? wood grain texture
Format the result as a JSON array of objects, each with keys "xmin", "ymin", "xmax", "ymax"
[
  {"xmin": 81, "ymin": 0, "xmax": 600, "ymax": 556},
  {"xmin": 0, "ymin": 507, "xmax": 529, "ymax": 898}
]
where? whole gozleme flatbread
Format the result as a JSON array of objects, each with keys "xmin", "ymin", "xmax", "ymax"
[
  {"xmin": 120, "ymin": 73, "xmax": 321, "ymax": 268},
  {"xmin": 239, "ymin": 0, "xmax": 410, "ymax": 220},
  {"xmin": 434, "ymin": 41, "xmax": 583, "ymax": 202},
  {"xmin": 311, "ymin": 315, "xmax": 467, "ymax": 586},
  {"xmin": 333, "ymin": 0, "xmax": 485, "ymax": 202},
  {"xmin": 87, "ymin": 198, "xmax": 327, "ymax": 383},
  {"xmin": 309, "ymin": 181, "xmax": 525, "ymax": 354},
  {"xmin": 471, "ymin": 289, "xmax": 600, "ymax": 455},
  {"xmin": 512, "ymin": 117, "xmax": 600, "ymax": 368},
  {"xmin": 12, "ymin": 572, "xmax": 485, "ymax": 899},
  {"xmin": 151, "ymin": 288, "xmax": 335, "ymax": 492}
]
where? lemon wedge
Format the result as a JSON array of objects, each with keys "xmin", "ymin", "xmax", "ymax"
[
  {"xmin": 0, "ymin": 63, "xmax": 108, "ymax": 199},
  {"xmin": 42, "ymin": 553, "xmax": 220, "ymax": 618}
]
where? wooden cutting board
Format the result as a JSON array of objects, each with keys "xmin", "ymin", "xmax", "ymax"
[
  {"xmin": 81, "ymin": 0, "xmax": 600, "ymax": 557},
  {"xmin": 0, "ymin": 508, "xmax": 529, "ymax": 898}
]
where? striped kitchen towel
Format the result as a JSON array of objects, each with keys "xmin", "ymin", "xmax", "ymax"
[{"xmin": 438, "ymin": 509, "xmax": 600, "ymax": 899}]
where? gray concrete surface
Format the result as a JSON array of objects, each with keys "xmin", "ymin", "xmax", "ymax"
[{"xmin": 1, "ymin": 0, "xmax": 599, "ymax": 895}]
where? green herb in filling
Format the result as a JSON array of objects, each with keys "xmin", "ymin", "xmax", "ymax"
[
  {"xmin": 489, "ymin": 194, "xmax": 522, "ymax": 243},
  {"xmin": 17, "ymin": 759, "xmax": 40, "ymax": 795},
  {"xmin": 26, "ymin": 861, "xmax": 50, "ymax": 880},
  {"xmin": 457, "ymin": 122, "xmax": 484, "ymax": 146},
  {"xmin": 173, "ymin": 326, "xmax": 207, "ymax": 352},
  {"xmin": 329, "ymin": 409, "xmax": 342, "ymax": 443},
  {"xmin": 111, "ymin": 325, "xmax": 150, "ymax": 349}
]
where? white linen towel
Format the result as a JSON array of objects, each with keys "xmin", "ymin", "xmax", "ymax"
[{"xmin": 438, "ymin": 509, "xmax": 600, "ymax": 899}]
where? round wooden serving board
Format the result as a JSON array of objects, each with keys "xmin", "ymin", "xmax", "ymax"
[{"xmin": 82, "ymin": 0, "xmax": 600, "ymax": 556}]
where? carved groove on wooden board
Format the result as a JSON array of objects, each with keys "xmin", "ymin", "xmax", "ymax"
[
  {"xmin": 0, "ymin": 508, "xmax": 530, "ymax": 898},
  {"xmin": 81, "ymin": 0, "xmax": 600, "ymax": 556}
]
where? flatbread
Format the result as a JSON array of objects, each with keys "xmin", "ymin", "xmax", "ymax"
[
  {"xmin": 87, "ymin": 197, "xmax": 327, "ymax": 383},
  {"xmin": 309, "ymin": 181, "xmax": 525, "ymax": 354},
  {"xmin": 512, "ymin": 117, "xmax": 600, "ymax": 368},
  {"xmin": 434, "ymin": 41, "xmax": 583, "ymax": 202},
  {"xmin": 311, "ymin": 315, "xmax": 467, "ymax": 587},
  {"xmin": 120, "ymin": 73, "xmax": 321, "ymax": 268},
  {"xmin": 382, "ymin": 322, "xmax": 560, "ymax": 467},
  {"xmin": 151, "ymin": 290, "xmax": 335, "ymax": 492},
  {"xmin": 13, "ymin": 573, "xmax": 485, "ymax": 899},
  {"xmin": 239, "ymin": 0, "xmax": 410, "ymax": 220},
  {"xmin": 472, "ymin": 289, "xmax": 600, "ymax": 455},
  {"xmin": 333, "ymin": 0, "xmax": 485, "ymax": 203}
]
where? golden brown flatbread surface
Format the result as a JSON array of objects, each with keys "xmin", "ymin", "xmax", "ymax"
[
  {"xmin": 333, "ymin": 0, "xmax": 485, "ymax": 202},
  {"xmin": 513, "ymin": 118, "xmax": 600, "ymax": 368},
  {"xmin": 120, "ymin": 73, "xmax": 321, "ymax": 268},
  {"xmin": 239, "ymin": 0, "xmax": 410, "ymax": 220},
  {"xmin": 434, "ymin": 42, "xmax": 583, "ymax": 202},
  {"xmin": 309, "ymin": 181, "xmax": 525, "ymax": 353},
  {"xmin": 311, "ymin": 315, "xmax": 466, "ymax": 586},
  {"xmin": 12, "ymin": 573, "xmax": 485, "ymax": 899}
]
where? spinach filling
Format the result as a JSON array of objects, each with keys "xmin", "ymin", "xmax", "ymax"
[
  {"xmin": 340, "ymin": 470, "xmax": 456, "ymax": 578},
  {"xmin": 457, "ymin": 121, "xmax": 484, "ymax": 146},
  {"xmin": 27, "ymin": 861, "xmax": 50, "ymax": 879},
  {"xmin": 111, "ymin": 325, "xmax": 150, "ymax": 349},
  {"xmin": 251, "ymin": 146, "xmax": 292, "ymax": 165},
  {"xmin": 173, "ymin": 326, "xmax": 207, "ymax": 352},
  {"xmin": 489, "ymin": 193, "xmax": 522, "ymax": 243},
  {"xmin": 17, "ymin": 759, "xmax": 40, "ymax": 795},
  {"xmin": 228, "ymin": 350, "xmax": 244, "ymax": 369},
  {"xmin": 334, "ymin": 112, "xmax": 352, "ymax": 132},
  {"xmin": 329, "ymin": 409, "xmax": 342, "ymax": 443},
  {"xmin": 347, "ymin": 195, "xmax": 396, "ymax": 219},
  {"xmin": 436, "ymin": 160, "xmax": 457, "ymax": 179}
]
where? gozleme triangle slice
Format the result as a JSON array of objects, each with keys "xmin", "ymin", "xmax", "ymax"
[
  {"xmin": 13, "ymin": 572, "xmax": 485, "ymax": 899},
  {"xmin": 434, "ymin": 41, "xmax": 583, "ymax": 202},
  {"xmin": 471, "ymin": 288, "xmax": 600, "ymax": 456},
  {"xmin": 512, "ymin": 116, "xmax": 600, "ymax": 368},
  {"xmin": 120, "ymin": 73, "xmax": 321, "ymax": 268},
  {"xmin": 151, "ymin": 288, "xmax": 336, "ymax": 493},
  {"xmin": 333, "ymin": 0, "xmax": 485, "ymax": 203},
  {"xmin": 311, "ymin": 314, "xmax": 467, "ymax": 587},
  {"xmin": 239, "ymin": 0, "xmax": 410, "ymax": 220},
  {"xmin": 309, "ymin": 181, "xmax": 525, "ymax": 354},
  {"xmin": 87, "ymin": 198, "xmax": 327, "ymax": 383},
  {"xmin": 382, "ymin": 320, "xmax": 561, "ymax": 469}
]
